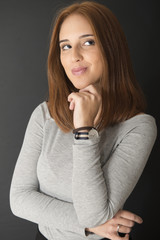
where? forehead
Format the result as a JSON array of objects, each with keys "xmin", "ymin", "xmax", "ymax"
[{"xmin": 59, "ymin": 14, "xmax": 93, "ymax": 39}]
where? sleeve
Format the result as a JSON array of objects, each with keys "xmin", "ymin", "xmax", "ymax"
[
  {"xmin": 9, "ymin": 104, "xmax": 88, "ymax": 238},
  {"xmin": 72, "ymin": 119, "xmax": 157, "ymax": 228}
]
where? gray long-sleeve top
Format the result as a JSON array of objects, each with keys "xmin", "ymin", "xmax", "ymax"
[{"xmin": 10, "ymin": 101, "xmax": 157, "ymax": 240}]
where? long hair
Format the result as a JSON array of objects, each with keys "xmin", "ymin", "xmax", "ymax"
[{"xmin": 47, "ymin": 1, "xmax": 146, "ymax": 132}]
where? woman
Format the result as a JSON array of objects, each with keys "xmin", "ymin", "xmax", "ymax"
[{"xmin": 10, "ymin": 1, "xmax": 157, "ymax": 240}]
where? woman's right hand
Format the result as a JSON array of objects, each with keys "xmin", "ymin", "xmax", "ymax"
[{"xmin": 86, "ymin": 210, "xmax": 143, "ymax": 240}]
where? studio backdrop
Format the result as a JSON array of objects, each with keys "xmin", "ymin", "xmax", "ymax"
[{"xmin": 0, "ymin": 0, "xmax": 159, "ymax": 239}]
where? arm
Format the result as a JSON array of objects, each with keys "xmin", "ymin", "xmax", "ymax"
[
  {"xmin": 68, "ymin": 85, "xmax": 157, "ymax": 228},
  {"xmin": 72, "ymin": 119, "xmax": 157, "ymax": 228},
  {"xmin": 9, "ymin": 104, "xmax": 87, "ymax": 237}
]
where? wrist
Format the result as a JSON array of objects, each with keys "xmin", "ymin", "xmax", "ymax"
[
  {"xmin": 74, "ymin": 122, "xmax": 94, "ymax": 129},
  {"xmin": 73, "ymin": 126, "xmax": 95, "ymax": 134},
  {"xmin": 73, "ymin": 126, "xmax": 99, "ymax": 140},
  {"xmin": 76, "ymin": 129, "xmax": 89, "ymax": 133}
]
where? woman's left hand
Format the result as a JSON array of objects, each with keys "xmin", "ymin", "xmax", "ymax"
[
  {"xmin": 86, "ymin": 210, "xmax": 143, "ymax": 240},
  {"xmin": 68, "ymin": 84, "xmax": 102, "ymax": 128}
]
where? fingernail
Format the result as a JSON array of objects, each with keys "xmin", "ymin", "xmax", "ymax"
[{"xmin": 140, "ymin": 218, "xmax": 143, "ymax": 223}]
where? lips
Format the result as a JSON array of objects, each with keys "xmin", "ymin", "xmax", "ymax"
[{"xmin": 71, "ymin": 67, "xmax": 87, "ymax": 76}]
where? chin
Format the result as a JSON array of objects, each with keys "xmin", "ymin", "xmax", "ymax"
[{"xmin": 73, "ymin": 82, "xmax": 91, "ymax": 90}]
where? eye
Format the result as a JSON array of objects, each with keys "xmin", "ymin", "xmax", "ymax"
[
  {"xmin": 84, "ymin": 40, "xmax": 95, "ymax": 46},
  {"xmin": 60, "ymin": 44, "xmax": 72, "ymax": 51}
]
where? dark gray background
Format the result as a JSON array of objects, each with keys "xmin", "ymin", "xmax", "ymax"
[{"xmin": 0, "ymin": 0, "xmax": 159, "ymax": 239}]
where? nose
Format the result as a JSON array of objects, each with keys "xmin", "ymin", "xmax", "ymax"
[{"xmin": 71, "ymin": 46, "xmax": 83, "ymax": 62}]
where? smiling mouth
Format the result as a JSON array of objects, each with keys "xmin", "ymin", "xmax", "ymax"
[{"xmin": 71, "ymin": 67, "xmax": 87, "ymax": 76}]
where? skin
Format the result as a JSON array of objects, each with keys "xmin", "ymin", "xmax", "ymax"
[
  {"xmin": 59, "ymin": 14, "xmax": 143, "ymax": 240},
  {"xmin": 59, "ymin": 13, "xmax": 104, "ymax": 90},
  {"xmin": 59, "ymin": 13, "xmax": 103, "ymax": 128},
  {"xmin": 86, "ymin": 210, "xmax": 143, "ymax": 240}
]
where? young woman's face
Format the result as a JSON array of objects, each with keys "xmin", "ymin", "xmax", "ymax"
[{"xmin": 59, "ymin": 14, "xmax": 104, "ymax": 90}]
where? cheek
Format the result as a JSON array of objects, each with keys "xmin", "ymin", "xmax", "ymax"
[
  {"xmin": 60, "ymin": 55, "xmax": 70, "ymax": 73},
  {"xmin": 91, "ymin": 54, "xmax": 103, "ymax": 72},
  {"xmin": 95, "ymin": 53, "xmax": 103, "ymax": 69},
  {"xmin": 60, "ymin": 54, "xmax": 64, "ymax": 68},
  {"xmin": 88, "ymin": 50, "xmax": 102, "ymax": 64}
]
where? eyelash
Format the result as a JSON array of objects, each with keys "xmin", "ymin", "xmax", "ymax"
[
  {"xmin": 84, "ymin": 40, "xmax": 95, "ymax": 46},
  {"xmin": 60, "ymin": 39, "xmax": 95, "ymax": 51}
]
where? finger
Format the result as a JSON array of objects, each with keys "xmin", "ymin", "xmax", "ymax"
[
  {"xmin": 118, "ymin": 210, "xmax": 143, "ymax": 224},
  {"xmin": 68, "ymin": 92, "xmax": 75, "ymax": 102},
  {"xmin": 68, "ymin": 91, "xmax": 88, "ymax": 100},
  {"xmin": 68, "ymin": 91, "xmax": 96, "ymax": 103},
  {"xmin": 118, "ymin": 225, "xmax": 132, "ymax": 234},
  {"xmin": 122, "ymin": 233, "xmax": 130, "ymax": 240},
  {"xmin": 79, "ymin": 89, "xmax": 101, "ymax": 104},
  {"xmin": 68, "ymin": 92, "xmax": 81, "ymax": 105},
  {"xmin": 69, "ymin": 100, "xmax": 75, "ymax": 110},
  {"xmin": 118, "ymin": 217, "xmax": 135, "ymax": 228},
  {"xmin": 79, "ymin": 84, "xmax": 100, "ymax": 96}
]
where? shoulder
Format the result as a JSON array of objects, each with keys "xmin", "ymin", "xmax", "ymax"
[
  {"xmin": 121, "ymin": 113, "xmax": 157, "ymax": 146},
  {"xmin": 104, "ymin": 113, "xmax": 157, "ymax": 147},
  {"xmin": 29, "ymin": 101, "xmax": 54, "ymax": 126},
  {"xmin": 120, "ymin": 113, "xmax": 157, "ymax": 137}
]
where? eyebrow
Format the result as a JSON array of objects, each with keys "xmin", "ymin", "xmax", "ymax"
[{"xmin": 59, "ymin": 34, "xmax": 94, "ymax": 44}]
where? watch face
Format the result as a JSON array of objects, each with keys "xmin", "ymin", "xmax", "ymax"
[{"xmin": 89, "ymin": 128, "xmax": 99, "ymax": 139}]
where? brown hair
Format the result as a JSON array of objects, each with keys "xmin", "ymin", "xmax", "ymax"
[{"xmin": 47, "ymin": 1, "xmax": 146, "ymax": 132}]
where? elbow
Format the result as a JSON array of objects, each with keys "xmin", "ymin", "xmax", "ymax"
[
  {"xmin": 10, "ymin": 195, "xmax": 18, "ymax": 217},
  {"xmin": 10, "ymin": 202, "xmax": 19, "ymax": 217},
  {"xmin": 9, "ymin": 186, "xmax": 27, "ymax": 218},
  {"xmin": 9, "ymin": 188, "xmax": 20, "ymax": 217}
]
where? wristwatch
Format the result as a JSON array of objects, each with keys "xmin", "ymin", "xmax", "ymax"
[
  {"xmin": 74, "ymin": 127, "xmax": 99, "ymax": 140},
  {"xmin": 88, "ymin": 128, "xmax": 99, "ymax": 139}
]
